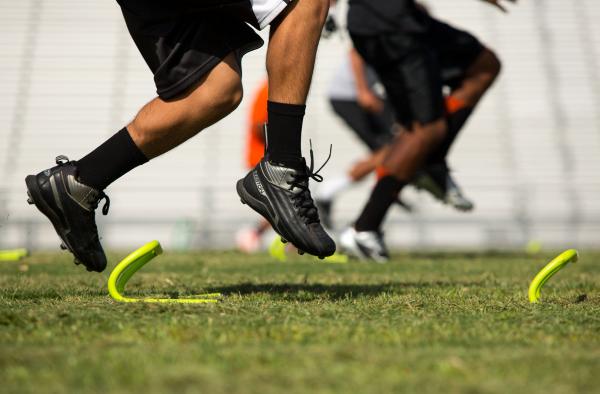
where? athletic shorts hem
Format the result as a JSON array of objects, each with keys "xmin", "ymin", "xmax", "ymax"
[
  {"xmin": 156, "ymin": 56, "xmax": 222, "ymax": 100},
  {"xmin": 156, "ymin": 39, "xmax": 263, "ymax": 100},
  {"xmin": 256, "ymin": 0, "xmax": 289, "ymax": 29}
]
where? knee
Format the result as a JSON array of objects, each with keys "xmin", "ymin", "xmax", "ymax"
[
  {"xmin": 216, "ymin": 77, "xmax": 244, "ymax": 113},
  {"xmin": 190, "ymin": 75, "xmax": 243, "ymax": 125},
  {"xmin": 163, "ymin": 76, "xmax": 242, "ymax": 135}
]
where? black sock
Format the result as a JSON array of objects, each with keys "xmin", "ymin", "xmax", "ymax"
[
  {"xmin": 77, "ymin": 127, "xmax": 148, "ymax": 190},
  {"xmin": 430, "ymin": 107, "xmax": 473, "ymax": 164},
  {"xmin": 265, "ymin": 101, "xmax": 305, "ymax": 167},
  {"xmin": 355, "ymin": 176, "xmax": 406, "ymax": 232}
]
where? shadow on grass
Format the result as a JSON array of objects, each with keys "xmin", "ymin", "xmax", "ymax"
[
  {"xmin": 397, "ymin": 250, "xmax": 541, "ymax": 260},
  {"xmin": 3, "ymin": 281, "xmax": 485, "ymax": 302},
  {"xmin": 207, "ymin": 280, "xmax": 485, "ymax": 300}
]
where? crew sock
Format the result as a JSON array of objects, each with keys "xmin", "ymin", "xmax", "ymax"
[
  {"xmin": 265, "ymin": 101, "xmax": 305, "ymax": 167},
  {"xmin": 77, "ymin": 127, "xmax": 148, "ymax": 190}
]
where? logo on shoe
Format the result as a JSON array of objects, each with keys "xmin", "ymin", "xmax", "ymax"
[{"xmin": 253, "ymin": 171, "xmax": 266, "ymax": 196}]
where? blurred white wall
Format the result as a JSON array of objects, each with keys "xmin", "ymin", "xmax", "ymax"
[{"xmin": 1, "ymin": 0, "xmax": 599, "ymax": 250}]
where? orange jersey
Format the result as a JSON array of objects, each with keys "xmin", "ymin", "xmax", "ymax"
[{"xmin": 246, "ymin": 79, "xmax": 268, "ymax": 168}]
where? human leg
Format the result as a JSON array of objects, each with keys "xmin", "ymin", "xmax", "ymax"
[
  {"xmin": 428, "ymin": 17, "xmax": 502, "ymax": 162},
  {"xmin": 430, "ymin": 48, "xmax": 501, "ymax": 162},
  {"xmin": 262, "ymin": 0, "xmax": 329, "ymax": 165},
  {"xmin": 340, "ymin": 27, "xmax": 448, "ymax": 261},
  {"xmin": 77, "ymin": 53, "xmax": 243, "ymax": 190},
  {"xmin": 413, "ymin": 21, "xmax": 501, "ymax": 211},
  {"xmin": 315, "ymin": 98, "xmax": 394, "ymax": 228},
  {"xmin": 237, "ymin": 0, "xmax": 336, "ymax": 257},
  {"xmin": 25, "ymin": 53, "xmax": 244, "ymax": 272}
]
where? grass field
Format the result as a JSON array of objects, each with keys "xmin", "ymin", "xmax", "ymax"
[{"xmin": 0, "ymin": 250, "xmax": 598, "ymax": 394}]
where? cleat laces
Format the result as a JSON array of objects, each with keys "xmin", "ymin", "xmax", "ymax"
[
  {"xmin": 287, "ymin": 141, "xmax": 332, "ymax": 224},
  {"xmin": 93, "ymin": 193, "xmax": 110, "ymax": 216}
]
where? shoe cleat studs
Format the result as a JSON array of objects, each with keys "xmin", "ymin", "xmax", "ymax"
[
  {"xmin": 59, "ymin": 243, "xmax": 67, "ymax": 250},
  {"xmin": 281, "ymin": 237, "xmax": 287, "ymax": 244},
  {"xmin": 297, "ymin": 250, "xmax": 304, "ymax": 255},
  {"xmin": 26, "ymin": 191, "xmax": 34, "ymax": 205},
  {"xmin": 318, "ymin": 256, "xmax": 325, "ymax": 260},
  {"xmin": 73, "ymin": 258, "xmax": 82, "ymax": 266},
  {"xmin": 240, "ymin": 199, "xmax": 246, "ymax": 205}
]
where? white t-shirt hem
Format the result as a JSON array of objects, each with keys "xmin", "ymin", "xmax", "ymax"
[{"xmin": 253, "ymin": 0, "xmax": 289, "ymax": 30}]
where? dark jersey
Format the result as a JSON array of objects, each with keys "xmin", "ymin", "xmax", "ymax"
[{"xmin": 347, "ymin": 0, "xmax": 428, "ymax": 35}]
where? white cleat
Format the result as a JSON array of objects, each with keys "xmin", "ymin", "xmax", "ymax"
[
  {"xmin": 339, "ymin": 227, "xmax": 389, "ymax": 263},
  {"xmin": 445, "ymin": 176, "xmax": 474, "ymax": 212}
]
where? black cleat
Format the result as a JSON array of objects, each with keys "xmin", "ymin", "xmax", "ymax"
[
  {"xmin": 236, "ymin": 152, "xmax": 336, "ymax": 258},
  {"xmin": 412, "ymin": 162, "xmax": 474, "ymax": 212},
  {"xmin": 25, "ymin": 155, "xmax": 110, "ymax": 272}
]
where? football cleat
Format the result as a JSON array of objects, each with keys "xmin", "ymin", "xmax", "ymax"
[
  {"xmin": 25, "ymin": 155, "xmax": 110, "ymax": 272},
  {"xmin": 339, "ymin": 227, "xmax": 389, "ymax": 263},
  {"xmin": 236, "ymin": 146, "xmax": 336, "ymax": 258},
  {"xmin": 412, "ymin": 163, "xmax": 474, "ymax": 212}
]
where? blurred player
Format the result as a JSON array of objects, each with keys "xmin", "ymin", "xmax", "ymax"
[
  {"xmin": 25, "ymin": 0, "xmax": 336, "ymax": 272},
  {"xmin": 316, "ymin": 48, "xmax": 475, "ymax": 229},
  {"xmin": 314, "ymin": 48, "xmax": 396, "ymax": 228},
  {"xmin": 340, "ymin": 0, "xmax": 509, "ymax": 262}
]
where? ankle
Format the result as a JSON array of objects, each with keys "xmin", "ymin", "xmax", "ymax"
[
  {"xmin": 77, "ymin": 127, "xmax": 148, "ymax": 190},
  {"xmin": 265, "ymin": 101, "xmax": 305, "ymax": 166}
]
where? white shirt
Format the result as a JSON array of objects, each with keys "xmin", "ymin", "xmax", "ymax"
[{"xmin": 327, "ymin": 55, "xmax": 383, "ymax": 101}]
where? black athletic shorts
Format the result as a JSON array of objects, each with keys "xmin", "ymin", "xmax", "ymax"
[
  {"xmin": 350, "ymin": 12, "xmax": 484, "ymax": 127},
  {"xmin": 329, "ymin": 99, "xmax": 396, "ymax": 151},
  {"xmin": 117, "ymin": 0, "xmax": 291, "ymax": 100}
]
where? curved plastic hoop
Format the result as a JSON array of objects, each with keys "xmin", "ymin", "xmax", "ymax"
[
  {"xmin": 108, "ymin": 240, "xmax": 221, "ymax": 303},
  {"xmin": 0, "ymin": 248, "xmax": 29, "ymax": 262},
  {"xmin": 528, "ymin": 249, "xmax": 578, "ymax": 303}
]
